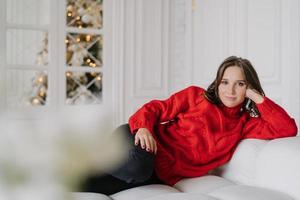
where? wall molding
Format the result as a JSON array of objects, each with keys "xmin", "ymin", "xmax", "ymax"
[
  {"xmin": 169, "ymin": 0, "xmax": 193, "ymax": 93},
  {"xmin": 111, "ymin": 0, "xmax": 125, "ymax": 126},
  {"xmin": 130, "ymin": 0, "xmax": 169, "ymax": 98}
]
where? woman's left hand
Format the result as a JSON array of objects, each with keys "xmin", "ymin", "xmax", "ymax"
[{"xmin": 245, "ymin": 88, "xmax": 264, "ymax": 104}]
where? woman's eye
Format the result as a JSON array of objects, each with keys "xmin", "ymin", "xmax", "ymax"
[
  {"xmin": 221, "ymin": 80, "xmax": 228, "ymax": 85},
  {"xmin": 238, "ymin": 82, "xmax": 246, "ymax": 87}
]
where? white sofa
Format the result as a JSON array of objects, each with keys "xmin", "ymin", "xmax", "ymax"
[{"xmin": 73, "ymin": 136, "xmax": 300, "ymax": 200}]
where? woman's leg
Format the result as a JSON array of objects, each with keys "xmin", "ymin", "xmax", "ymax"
[
  {"xmin": 80, "ymin": 124, "xmax": 161, "ymax": 195},
  {"xmin": 81, "ymin": 172, "xmax": 162, "ymax": 195},
  {"xmin": 110, "ymin": 124, "xmax": 155, "ymax": 183}
]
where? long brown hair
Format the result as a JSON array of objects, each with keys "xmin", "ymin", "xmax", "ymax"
[{"xmin": 205, "ymin": 56, "xmax": 265, "ymax": 116}]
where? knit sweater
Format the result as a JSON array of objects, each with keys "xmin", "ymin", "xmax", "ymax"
[{"xmin": 128, "ymin": 86, "xmax": 298, "ymax": 185}]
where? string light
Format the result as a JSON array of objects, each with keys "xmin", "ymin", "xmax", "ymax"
[
  {"xmin": 76, "ymin": 38, "xmax": 81, "ymax": 42},
  {"xmin": 96, "ymin": 76, "xmax": 101, "ymax": 81},
  {"xmin": 66, "ymin": 72, "xmax": 72, "ymax": 77},
  {"xmin": 89, "ymin": 62, "xmax": 96, "ymax": 67},
  {"xmin": 86, "ymin": 35, "xmax": 91, "ymax": 42},
  {"xmin": 32, "ymin": 98, "xmax": 40, "ymax": 105},
  {"xmin": 39, "ymin": 91, "xmax": 45, "ymax": 97},
  {"xmin": 65, "ymin": 39, "xmax": 69, "ymax": 44},
  {"xmin": 38, "ymin": 76, "xmax": 43, "ymax": 83},
  {"xmin": 67, "ymin": 12, "xmax": 72, "ymax": 17}
]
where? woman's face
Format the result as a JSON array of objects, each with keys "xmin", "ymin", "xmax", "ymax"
[{"xmin": 218, "ymin": 66, "xmax": 247, "ymax": 107}]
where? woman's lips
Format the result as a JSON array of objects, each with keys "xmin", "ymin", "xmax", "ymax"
[{"xmin": 225, "ymin": 96, "xmax": 236, "ymax": 101}]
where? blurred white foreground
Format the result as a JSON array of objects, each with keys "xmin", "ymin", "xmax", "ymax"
[{"xmin": 0, "ymin": 110, "xmax": 128, "ymax": 200}]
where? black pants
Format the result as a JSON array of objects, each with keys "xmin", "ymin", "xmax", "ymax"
[{"xmin": 80, "ymin": 124, "xmax": 163, "ymax": 195}]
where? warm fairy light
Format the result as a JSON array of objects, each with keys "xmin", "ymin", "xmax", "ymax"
[
  {"xmin": 65, "ymin": 39, "xmax": 69, "ymax": 43},
  {"xmin": 32, "ymin": 98, "xmax": 40, "ymax": 105},
  {"xmin": 38, "ymin": 77, "xmax": 43, "ymax": 83},
  {"xmin": 86, "ymin": 58, "xmax": 91, "ymax": 63},
  {"xmin": 76, "ymin": 38, "xmax": 81, "ymax": 42},
  {"xmin": 78, "ymin": 25, "xmax": 82, "ymax": 29},
  {"xmin": 76, "ymin": 16, "xmax": 81, "ymax": 20},
  {"xmin": 96, "ymin": 76, "xmax": 101, "ymax": 81},
  {"xmin": 89, "ymin": 62, "xmax": 96, "ymax": 67},
  {"xmin": 86, "ymin": 35, "xmax": 91, "ymax": 42},
  {"xmin": 66, "ymin": 72, "xmax": 72, "ymax": 77},
  {"xmin": 67, "ymin": 12, "xmax": 72, "ymax": 17},
  {"xmin": 39, "ymin": 91, "xmax": 45, "ymax": 97}
]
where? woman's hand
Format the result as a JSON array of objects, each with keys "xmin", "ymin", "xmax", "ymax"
[
  {"xmin": 246, "ymin": 88, "xmax": 264, "ymax": 104},
  {"xmin": 135, "ymin": 128, "xmax": 157, "ymax": 154}
]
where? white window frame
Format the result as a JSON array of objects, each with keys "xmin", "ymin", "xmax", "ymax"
[{"xmin": 0, "ymin": 0, "xmax": 122, "ymax": 126}]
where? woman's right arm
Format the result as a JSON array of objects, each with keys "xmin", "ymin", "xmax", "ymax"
[{"xmin": 128, "ymin": 86, "xmax": 205, "ymax": 152}]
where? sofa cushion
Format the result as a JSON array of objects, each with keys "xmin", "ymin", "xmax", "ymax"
[
  {"xmin": 174, "ymin": 175, "xmax": 235, "ymax": 193},
  {"xmin": 211, "ymin": 139, "xmax": 267, "ymax": 185},
  {"xmin": 208, "ymin": 185, "xmax": 293, "ymax": 200},
  {"xmin": 254, "ymin": 137, "xmax": 300, "ymax": 200},
  {"xmin": 110, "ymin": 184, "xmax": 179, "ymax": 200},
  {"xmin": 72, "ymin": 192, "xmax": 112, "ymax": 200},
  {"xmin": 144, "ymin": 193, "xmax": 218, "ymax": 200}
]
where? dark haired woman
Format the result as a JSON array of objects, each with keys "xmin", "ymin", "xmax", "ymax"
[{"xmin": 81, "ymin": 56, "xmax": 298, "ymax": 195}]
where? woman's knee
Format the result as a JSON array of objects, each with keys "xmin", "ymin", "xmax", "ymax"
[
  {"xmin": 125, "ymin": 158, "xmax": 154, "ymax": 183},
  {"xmin": 113, "ymin": 124, "xmax": 133, "ymax": 142},
  {"xmin": 111, "ymin": 149, "xmax": 155, "ymax": 183}
]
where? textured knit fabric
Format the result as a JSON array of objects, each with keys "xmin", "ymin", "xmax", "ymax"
[{"xmin": 128, "ymin": 86, "xmax": 298, "ymax": 185}]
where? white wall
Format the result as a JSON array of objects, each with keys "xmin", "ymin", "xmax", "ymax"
[
  {"xmin": 122, "ymin": 0, "xmax": 300, "ymax": 129},
  {"xmin": 192, "ymin": 0, "xmax": 300, "ymax": 127},
  {"xmin": 122, "ymin": 0, "xmax": 194, "ymax": 123}
]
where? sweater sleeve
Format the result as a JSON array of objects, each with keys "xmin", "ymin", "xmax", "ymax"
[
  {"xmin": 128, "ymin": 86, "xmax": 205, "ymax": 134},
  {"xmin": 242, "ymin": 97, "xmax": 298, "ymax": 139}
]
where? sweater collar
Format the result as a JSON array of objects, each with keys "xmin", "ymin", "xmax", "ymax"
[{"xmin": 219, "ymin": 103, "xmax": 243, "ymax": 117}]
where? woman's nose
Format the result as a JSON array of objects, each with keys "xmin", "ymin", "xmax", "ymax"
[{"xmin": 229, "ymin": 84, "xmax": 236, "ymax": 94}]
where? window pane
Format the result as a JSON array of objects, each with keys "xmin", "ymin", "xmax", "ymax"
[
  {"xmin": 66, "ymin": 71, "xmax": 102, "ymax": 105},
  {"xmin": 66, "ymin": 33, "xmax": 102, "ymax": 67},
  {"xmin": 6, "ymin": 70, "xmax": 48, "ymax": 107},
  {"xmin": 66, "ymin": 0, "xmax": 103, "ymax": 29},
  {"xmin": 6, "ymin": 0, "xmax": 50, "ymax": 26},
  {"xmin": 7, "ymin": 29, "xmax": 48, "ymax": 66}
]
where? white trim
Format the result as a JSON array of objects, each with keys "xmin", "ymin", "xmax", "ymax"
[
  {"xmin": 6, "ymin": 23, "xmax": 49, "ymax": 31},
  {"xmin": 111, "ymin": 0, "xmax": 125, "ymax": 126},
  {"xmin": 66, "ymin": 27, "xmax": 103, "ymax": 35},
  {"xmin": 0, "ymin": 0, "xmax": 6, "ymax": 111},
  {"xmin": 6, "ymin": 64, "xmax": 48, "ymax": 70},
  {"xmin": 58, "ymin": 0, "xmax": 67, "ymax": 107},
  {"xmin": 163, "ymin": 0, "xmax": 171, "ymax": 96},
  {"xmin": 63, "ymin": 66, "xmax": 103, "ymax": 72},
  {"xmin": 185, "ymin": 0, "xmax": 193, "ymax": 86},
  {"xmin": 289, "ymin": 0, "xmax": 300, "ymax": 127},
  {"xmin": 48, "ymin": 0, "xmax": 59, "ymax": 110}
]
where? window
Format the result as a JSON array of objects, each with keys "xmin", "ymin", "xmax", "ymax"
[
  {"xmin": 65, "ymin": 0, "xmax": 104, "ymax": 105},
  {"xmin": 0, "ymin": 0, "xmax": 111, "ymax": 114},
  {"xmin": 4, "ymin": 0, "xmax": 50, "ymax": 107}
]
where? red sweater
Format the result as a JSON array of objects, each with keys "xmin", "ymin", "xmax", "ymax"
[{"xmin": 128, "ymin": 86, "xmax": 298, "ymax": 185}]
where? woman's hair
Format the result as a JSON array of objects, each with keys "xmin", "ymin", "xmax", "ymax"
[{"xmin": 205, "ymin": 56, "xmax": 265, "ymax": 117}]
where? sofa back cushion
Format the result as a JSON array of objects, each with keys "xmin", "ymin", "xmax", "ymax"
[{"xmin": 212, "ymin": 137, "xmax": 300, "ymax": 200}]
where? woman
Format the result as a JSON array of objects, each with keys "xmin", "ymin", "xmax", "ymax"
[{"xmin": 81, "ymin": 56, "xmax": 297, "ymax": 195}]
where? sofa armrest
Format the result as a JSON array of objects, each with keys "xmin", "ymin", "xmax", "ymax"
[
  {"xmin": 254, "ymin": 136, "xmax": 300, "ymax": 199},
  {"xmin": 212, "ymin": 136, "xmax": 300, "ymax": 199}
]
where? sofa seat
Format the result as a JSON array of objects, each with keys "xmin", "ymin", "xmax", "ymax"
[
  {"xmin": 73, "ymin": 175, "xmax": 293, "ymax": 200},
  {"xmin": 73, "ymin": 137, "xmax": 300, "ymax": 200}
]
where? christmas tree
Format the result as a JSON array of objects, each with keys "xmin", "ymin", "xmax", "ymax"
[{"xmin": 26, "ymin": 0, "xmax": 103, "ymax": 106}]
